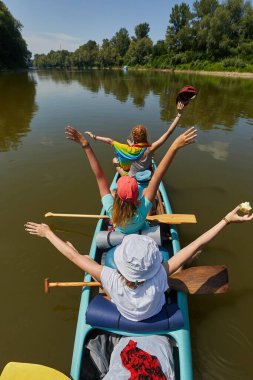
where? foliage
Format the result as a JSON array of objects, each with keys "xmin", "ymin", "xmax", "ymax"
[
  {"xmin": 0, "ymin": 0, "xmax": 31, "ymax": 69},
  {"xmin": 110, "ymin": 28, "xmax": 130, "ymax": 64},
  {"xmin": 32, "ymin": 0, "xmax": 253, "ymax": 72},
  {"xmin": 134, "ymin": 22, "xmax": 150, "ymax": 39}
]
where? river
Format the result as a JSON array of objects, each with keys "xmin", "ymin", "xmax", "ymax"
[{"xmin": 0, "ymin": 69, "xmax": 252, "ymax": 379}]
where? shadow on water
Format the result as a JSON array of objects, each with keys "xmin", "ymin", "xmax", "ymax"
[{"xmin": 0, "ymin": 72, "xmax": 38, "ymax": 152}]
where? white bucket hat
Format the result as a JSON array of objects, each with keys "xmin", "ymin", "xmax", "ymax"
[{"xmin": 114, "ymin": 234, "xmax": 162, "ymax": 282}]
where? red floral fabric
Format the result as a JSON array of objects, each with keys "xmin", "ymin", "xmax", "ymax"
[{"xmin": 120, "ymin": 339, "xmax": 167, "ymax": 380}]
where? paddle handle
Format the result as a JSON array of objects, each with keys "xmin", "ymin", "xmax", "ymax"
[
  {"xmin": 44, "ymin": 278, "xmax": 101, "ymax": 294},
  {"xmin": 45, "ymin": 212, "xmax": 108, "ymax": 219}
]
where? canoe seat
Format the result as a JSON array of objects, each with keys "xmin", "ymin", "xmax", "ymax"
[
  {"xmin": 105, "ymin": 246, "xmax": 169, "ymax": 268},
  {"xmin": 86, "ymin": 295, "xmax": 183, "ymax": 333}
]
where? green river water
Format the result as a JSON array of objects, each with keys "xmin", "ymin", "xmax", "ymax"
[{"xmin": 0, "ymin": 69, "xmax": 253, "ymax": 379}]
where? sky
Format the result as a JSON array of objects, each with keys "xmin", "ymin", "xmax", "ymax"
[{"xmin": 3, "ymin": 0, "xmax": 196, "ymax": 56}]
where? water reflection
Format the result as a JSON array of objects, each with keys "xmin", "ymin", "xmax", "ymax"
[
  {"xmin": 1, "ymin": 69, "xmax": 253, "ymax": 379},
  {"xmin": 0, "ymin": 72, "xmax": 37, "ymax": 152},
  {"xmin": 35, "ymin": 69, "xmax": 253, "ymax": 131},
  {"xmin": 198, "ymin": 141, "xmax": 230, "ymax": 160}
]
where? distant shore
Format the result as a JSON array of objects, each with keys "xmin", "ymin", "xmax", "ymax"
[
  {"xmin": 174, "ymin": 69, "xmax": 253, "ymax": 78},
  {"xmin": 133, "ymin": 67, "xmax": 253, "ymax": 79},
  {"xmin": 2, "ymin": 66, "xmax": 252, "ymax": 79}
]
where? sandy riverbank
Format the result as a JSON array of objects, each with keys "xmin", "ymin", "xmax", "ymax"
[{"xmin": 163, "ymin": 68, "xmax": 253, "ymax": 78}]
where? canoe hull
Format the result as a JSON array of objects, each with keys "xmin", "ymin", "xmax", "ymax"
[{"xmin": 71, "ymin": 169, "xmax": 193, "ymax": 380}]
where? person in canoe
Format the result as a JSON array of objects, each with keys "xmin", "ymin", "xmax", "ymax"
[
  {"xmin": 25, "ymin": 204, "xmax": 253, "ymax": 322},
  {"xmin": 65, "ymin": 126, "xmax": 197, "ymax": 234},
  {"xmin": 84, "ymin": 101, "xmax": 187, "ymax": 177}
]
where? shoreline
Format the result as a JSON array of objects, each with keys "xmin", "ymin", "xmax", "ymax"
[
  {"xmin": 174, "ymin": 69, "xmax": 253, "ymax": 78},
  {"xmin": 3, "ymin": 67, "xmax": 253, "ymax": 79},
  {"xmin": 133, "ymin": 67, "xmax": 253, "ymax": 79}
]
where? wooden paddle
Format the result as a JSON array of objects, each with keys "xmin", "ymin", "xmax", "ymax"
[
  {"xmin": 44, "ymin": 212, "xmax": 197, "ymax": 224},
  {"xmin": 44, "ymin": 265, "xmax": 228, "ymax": 295}
]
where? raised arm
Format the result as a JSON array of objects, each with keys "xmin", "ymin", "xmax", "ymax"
[
  {"xmin": 143, "ymin": 127, "xmax": 197, "ymax": 203},
  {"xmin": 25, "ymin": 222, "xmax": 102, "ymax": 280},
  {"xmin": 65, "ymin": 126, "xmax": 110, "ymax": 198},
  {"xmin": 165, "ymin": 205, "xmax": 253, "ymax": 276},
  {"xmin": 150, "ymin": 101, "xmax": 186, "ymax": 153},
  {"xmin": 85, "ymin": 131, "xmax": 113, "ymax": 145}
]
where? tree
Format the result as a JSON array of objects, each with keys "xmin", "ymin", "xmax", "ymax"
[
  {"xmin": 0, "ymin": 0, "xmax": 31, "ymax": 69},
  {"xmin": 193, "ymin": 0, "xmax": 219, "ymax": 18},
  {"xmin": 73, "ymin": 40, "xmax": 99, "ymax": 68},
  {"xmin": 166, "ymin": 3, "xmax": 194, "ymax": 53},
  {"xmin": 126, "ymin": 37, "xmax": 153, "ymax": 65},
  {"xmin": 111, "ymin": 28, "xmax": 130, "ymax": 59},
  {"xmin": 135, "ymin": 23, "xmax": 150, "ymax": 39},
  {"xmin": 152, "ymin": 40, "xmax": 167, "ymax": 57},
  {"xmin": 192, "ymin": 0, "xmax": 219, "ymax": 53},
  {"xmin": 99, "ymin": 39, "xmax": 117, "ymax": 67}
]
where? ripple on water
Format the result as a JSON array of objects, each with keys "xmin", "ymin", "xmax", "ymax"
[{"xmin": 193, "ymin": 319, "xmax": 253, "ymax": 380}]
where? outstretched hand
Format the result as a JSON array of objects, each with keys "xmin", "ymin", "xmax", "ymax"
[
  {"xmin": 176, "ymin": 101, "xmax": 186, "ymax": 112},
  {"xmin": 171, "ymin": 127, "xmax": 197, "ymax": 150},
  {"xmin": 65, "ymin": 126, "xmax": 89, "ymax": 146},
  {"xmin": 224, "ymin": 205, "xmax": 253, "ymax": 223},
  {"xmin": 25, "ymin": 222, "xmax": 51, "ymax": 237}
]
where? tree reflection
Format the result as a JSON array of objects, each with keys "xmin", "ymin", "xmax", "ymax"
[
  {"xmin": 35, "ymin": 70, "xmax": 253, "ymax": 130},
  {"xmin": 0, "ymin": 72, "xmax": 37, "ymax": 152}
]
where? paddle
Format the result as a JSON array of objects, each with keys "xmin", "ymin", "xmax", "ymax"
[
  {"xmin": 44, "ymin": 265, "xmax": 228, "ymax": 295},
  {"xmin": 44, "ymin": 212, "xmax": 197, "ymax": 224}
]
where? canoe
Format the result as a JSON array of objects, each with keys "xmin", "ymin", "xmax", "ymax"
[{"xmin": 70, "ymin": 164, "xmax": 193, "ymax": 380}]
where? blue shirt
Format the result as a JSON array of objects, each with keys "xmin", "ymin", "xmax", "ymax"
[{"xmin": 101, "ymin": 194, "xmax": 152, "ymax": 234}]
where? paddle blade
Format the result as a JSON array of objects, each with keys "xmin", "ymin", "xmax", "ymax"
[
  {"xmin": 169, "ymin": 265, "xmax": 229, "ymax": 294},
  {"xmin": 146, "ymin": 214, "xmax": 197, "ymax": 224}
]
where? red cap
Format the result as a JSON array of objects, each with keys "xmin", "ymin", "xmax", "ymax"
[
  {"xmin": 117, "ymin": 176, "xmax": 139, "ymax": 204},
  {"xmin": 176, "ymin": 85, "xmax": 198, "ymax": 104}
]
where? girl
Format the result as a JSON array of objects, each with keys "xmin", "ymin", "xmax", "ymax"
[
  {"xmin": 85, "ymin": 101, "xmax": 186, "ymax": 177},
  {"xmin": 25, "ymin": 204, "xmax": 253, "ymax": 322},
  {"xmin": 65, "ymin": 126, "xmax": 197, "ymax": 234}
]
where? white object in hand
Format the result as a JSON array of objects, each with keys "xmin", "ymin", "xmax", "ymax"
[{"xmin": 240, "ymin": 202, "xmax": 252, "ymax": 213}]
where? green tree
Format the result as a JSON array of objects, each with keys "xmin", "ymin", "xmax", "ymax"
[
  {"xmin": 0, "ymin": 0, "xmax": 31, "ymax": 69},
  {"xmin": 73, "ymin": 40, "xmax": 99, "ymax": 68},
  {"xmin": 152, "ymin": 40, "xmax": 167, "ymax": 57},
  {"xmin": 111, "ymin": 28, "xmax": 130, "ymax": 60},
  {"xmin": 99, "ymin": 39, "xmax": 117, "ymax": 67},
  {"xmin": 193, "ymin": 0, "xmax": 219, "ymax": 18},
  {"xmin": 166, "ymin": 3, "xmax": 194, "ymax": 53},
  {"xmin": 192, "ymin": 0, "xmax": 219, "ymax": 53},
  {"xmin": 126, "ymin": 37, "xmax": 153, "ymax": 65},
  {"xmin": 135, "ymin": 23, "xmax": 150, "ymax": 39}
]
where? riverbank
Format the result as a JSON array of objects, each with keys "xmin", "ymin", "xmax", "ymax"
[
  {"xmin": 8, "ymin": 66, "xmax": 252, "ymax": 79},
  {"xmin": 174, "ymin": 69, "xmax": 253, "ymax": 78},
  {"xmin": 130, "ymin": 67, "xmax": 253, "ymax": 79}
]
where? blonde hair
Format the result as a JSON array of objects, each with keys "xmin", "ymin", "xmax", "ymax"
[
  {"xmin": 112, "ymin": 193, "xmax": 137, "ymax": 227},
  {"xmin": 131, "ymin": 124, "xmax": 149, "ymax": 144}
]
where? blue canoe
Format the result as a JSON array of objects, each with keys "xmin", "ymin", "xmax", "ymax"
[{"xmin": 70, "ymin": 166, "xmax": 193, "ymax": 380}]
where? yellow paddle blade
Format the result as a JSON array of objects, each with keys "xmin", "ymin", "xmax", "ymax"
[
  {"xmin": 0, "ymin": 362, "xmax": 70, "ymax": 380},
  {"xmin": 146, "ymin": 214, "xmax": 197, "ymax": 224}
]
